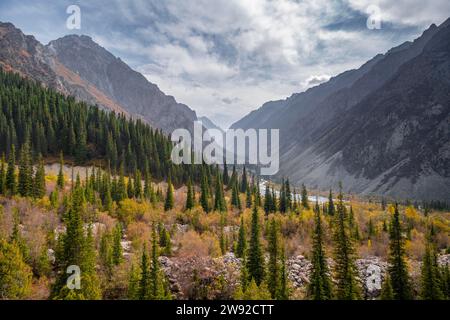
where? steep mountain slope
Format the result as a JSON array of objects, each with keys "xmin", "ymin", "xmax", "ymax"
[
  {"xmin": 232, "ymin": 19, "xmax": 450, "ymax": 200},
  {"xmin": 0, "ymin": 22, "xmax": 198, "ymax": 133},
  {"xmin": 0, "ymin": 22, "xmax": 128, "ymax": 115},
  {"xmin": 0, "ymin": 22, "xmax": 64, "ymax": 93},
  {"xmin": 47, "ymin": 35, "xmax": 197, "ymax": 133},
  {"xmin": 198, "ymin": 116, "xmax": 224, "ymax": 133}
]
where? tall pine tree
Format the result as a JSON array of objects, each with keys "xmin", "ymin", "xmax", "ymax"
[
  {"xmin": 387, "ymin": 204, "xmax": 413, "ymax": 300},
  {"xmin": 327, "ymin": 189, "xmax": 335, "ymax": 216},
  {"xmin": 420, "ymin": 228, "xmax": 444, "ymax": 300},
  {"xmin": 246, "ymin": 203, "xmax": 265, "ymax": 286},
  {"xmin": 185, "ymin": 178, "xmax": 194, "ymax": 211},
  {"xmin": 236, "ymin": 216, "xmax": 247, "ymax": 258},
  {"xmin": 6, "ymin": 145, "xmax": 17, "ymax": 196},
  {"xmin": 308, "ymin": 201, "xmax": 333, "ymax": 300},
  {"xmin": 33, "ymin": 154, "xmax": 46, "ymax": 199},
  {"xmin": 301, "ymin": 183, "xmax": 309, "ymax": 209},
  {"xmin": 213, "ymin": 171, "xmax": 226, "ymax": 212},
  {"xmin": 57, "ymin": 152, "xmax": 65, "ymax": 189},
  {"xmin": 164, "ymin": 176, "xmax": 174, "ymax": 211},
  {"xmin": 333, "ymin": 187, "xmax": 361, "ymax": 300}
]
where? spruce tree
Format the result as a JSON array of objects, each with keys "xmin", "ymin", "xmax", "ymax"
[
  {"xmin": 0, "ymin": 239, "xmax": 32, "ymax": 299},
  {"xmin": 57, "ymin": 152, "xmax": 65, "ymax": 189},
  {"xmin": 6, "ymin": 145, "xmax": 17, "ymax": 196},
  {"xmin": 264, "ymin": 184, "xmax": 272, "ymax": 215},
  {"xmin": 239, "ymin": 255, "xmax": 250, "ymax": 294},
  {"xmin": 112, "ymin": 223, "xmax": 123, "ymax": 265},
  {"xmin": 185, "ymin": 178, "xmax": 194, "ymax": 211},
  {"xmin": 388, "ymin": 204, "xmax": 413, "ymax": 300},
  {"xmin": 333, "ymin": 188, "xmax": 361, "ymax": 300},
  {"xmin": 279, "ymin": 178, "xmax": 286, "ymax": 213},
  {"xmin": 223, "ymin": 161, "xmax": 229, "ymax": 186},
  {"xmin": 255, "ymin": 178, "xmax": 262, "ymax": 207},
  {"xmin": 81, "ymin": 225, "xmax": 102, "ymax": 299},
  {"xmin": 52, "ymin": 184, "xmax": 101, "ymax": 299},
  {"xmin": 134, "ymin": 170, "xmax": 142, "ymax": 199},
  {"xmin": 240, "ymin": 166, "xmax": 248, "ymax": 193},
  {"xmin": 229, "ymin": 165, "xmax": 237, "ymax": 190},
  {"xmin": 285, "ymin": 179, "xmax": 292, "ymax": 211},
  {"xmin": 420, "ymin": 234, "xmax": 444, "ymax": 300},
  {"xmin": 231, "ymin": 182, "xmax": 241, "ymax": 210},
  {"xmin": 117, "ymin": 165, "xmax": 127, "ymax": 202},
  {"xmin": 159, "ymin": 225, "xmax": 172, "ymax": 256},
  {"xmin": 127, "ymin": 176, "xmax": 134, "ymax": 199},
  {"xmin": 164, "ymin": 176, "xmax": 174, "ymax": 211},
  {"xmin": 236, "ymin": 216, "xmax": 247, "ymax": 259},
  {"xmin": 308, "ymin": 201, "xmax": 333, "ymax": 300},
  {"xmin": 327, "ymin": 189, "xmax": 335, "ymax": 216},
  {"xmin": 213, "ymin": 172, "xmax": 226, "ymax": 212},
  {"xmin": 134, "ymin": 227, "xmax": 172, "ymax": 300},
  {"xmin": 138, "ymin": 244, "xmax": 150, "ymax": 300},
  {"xmin": 271, "ymin": 188, "xmax": 277, "ymax": 212},
  {"xmin": 149, "ymin": 227, "xmax": 161, "ymax": 299},
  {"xmin": 33, "ymin": 155, "xmax": 46, "ymax": 199},
  {"xmin": 246, "ymin": 185, "xmax": 252, "ymax": 209},
  {"xmin": 200, "ymin": 171, "xmax": 210, "ymax": 213},
  {"xmin": 144, "ymin": 171, "xmax": 152, "ymax": 200},
  {"xmin": 380, "ymin": 275, "xmax": 394, "ymax": 300},
  {"xmin": 348, "ymin": 206, "xmax": 355, "ymax": 230},
  {"xmin": 301, "ymin": 183, "xmax": 309, "ymax": 209},
  {"xmin": 99, "ymin": 231, "xmax": 113, "ymax": 276},
  {"xmin": 246, "ymin": 204, "xmax": 265, "ymax": 285}
]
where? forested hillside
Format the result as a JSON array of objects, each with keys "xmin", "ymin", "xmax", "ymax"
[
  {"xmin": 0, "ymin": 69, "xmax": 204, "ymax": 185},
  {"xmin": 0, "ymin": 22, "xmax": 198, "ymax": 134}
]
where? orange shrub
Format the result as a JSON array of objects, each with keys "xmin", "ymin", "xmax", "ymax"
[
  {"xmin": 176, "ymin": 230, "xmax": 221, "ymax": 257},
  {"xmin": 126, "ymin": 221, "xmax": 151, "ymax": 250}
]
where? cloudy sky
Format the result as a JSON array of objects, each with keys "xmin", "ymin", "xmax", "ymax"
[{"xmin": 1, "ymin": 0, "xmax": 449, "ymax": 128}]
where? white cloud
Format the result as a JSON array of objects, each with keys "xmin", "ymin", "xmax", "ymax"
[
  {"xmin": 346, "ymin": 0, "xmax": 450, "ymax": 27},
  {"xmin": 128, "ymin": 0, "xmax": 427, "ymax": 127},
  {"xmin": 302, "ymin": 74, "xmax": 331, "ymax": 88}
]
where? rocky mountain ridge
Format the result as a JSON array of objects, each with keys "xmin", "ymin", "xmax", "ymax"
[
  {"xmin": 0, "ymin": 22, "xmax": 198, "ymax": 134},
  {"xmin": 231, "ymin": 19, "xmax": 450, "ymax": 201}
]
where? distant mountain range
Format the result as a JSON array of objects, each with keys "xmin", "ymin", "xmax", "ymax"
[
  {"xmin": 0, "ymin": 22, "xmax": 197, "ymax": 134},
  {"xmin": 198, "ymin": 116, "xmax": 224, "ymax": 133},
  {"xmin": 232, "ymin": 18, "xmax": 450, "ymax": 201}
]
